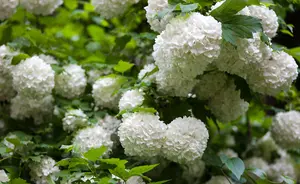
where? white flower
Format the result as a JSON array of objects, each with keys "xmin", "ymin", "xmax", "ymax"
[
  {"xmin": 119, "ymin": 89, "xmax": 145, "ymax": 111},
  {"xmin": 271, "ymin": 111, "xmax": 300, "ymax": 149},
  {"xmin": 208, "ymin": 79, "xmax": 249, "ymax": 122},
  {"xmin": 98, "ymin": 114, "xmax": 121, "ymax": 134},
  {"xmin": 205, "ymin": 176, "xmax": 231, "ymax": 184},
  {"xmin": 87, "ymin": 68, "xmax": 112, "ymax": 84},
  {"xmin": 162, "ymin": 117, "xmax": 209, "ymax": 164},
  {"xmin": 91, "ymin": 0, "xmax": 140, "ymax": 19},
  {"xmin": 240, "ymin": 5, "xmax": 279, "ymax": 38},
  {"xmin": 55, "ymin": 64, "xmax": 87, "ymax": 99},
  {"xmin": 244, "ymin": 157, "xmax": 269, "ymax": 172},
  {"xmin": 145, "ymin": 0, "xmax": 174, "ymax": 32},
  {"xmin": 38, "ymin": 54, "xmax": 58, "ymax": 65},
  {"xmin": 0, "ymin": 0, "xmax": 18, "ymax": 20},
  {"xmin": 29, "ymin": 156, "xmax": 60, "ymax": 184},
  {"xmin": 10, "ymin": 94, "xmax": 54, "ymax": 124},
  {"xmin": 126, "ymin": 176, "xmax": 145, "ymax": 184},
  {"xmin": 182, "ymin": 159, "xmax": 205, "ymax": 183},
  {"xmin": 12, "ymin": 56, "xmax": 55, "ymax": 98},
  {"xmin": 20, "ymin": 0, "xmax": 63, "ymax": 15},
  {"xmin": 118, "ymin": 112, "xmax": 167, "ymax": 158},
  {"xmin": 138, "ymin": 63, "xmax": 157, "ymax": 83},
  {"xmin": 194, "ymin": 71, "xmax": 229, "ymax": 101},
  {"xmin": 247, "ymin": 51, "xmax": 298, "ymax": 96},
  {"xmin": 0, "ymin": 170, "xmax": 9, "ymax": 182},
  {"xmin": 267, "ymin": 157, "xmax": 296, "ymax": 182},
  {"xmin": 92, "ymin": 76, "xmax": 124, "ymax": 109},
  {"xmin": 73, "ymin": 125, "xmax": 113, "ymax": 154},
  {"xmin": 62, "ymin": 109, "xmax": 88, "ymax": 132},
  {"xmin": 218, "ymin": 149, "xmax": 238, "ymax": 158}
]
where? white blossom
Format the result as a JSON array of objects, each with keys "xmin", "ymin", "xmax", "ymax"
[
  {"xmin": 205, "ymin": 176, "xmax": 231, "ymax": 184},
  {"xmin": 0, "ymin": 170, "xmax": 9, "ymax": 182},
  {"xmin": 126, "ymin": 176, "xmax": 145, "ymax": 184},
  {"xmin": 55, "ymin": 64, "xmax": 87, "ymax": 99},
  {"xmin": 29, "ymin": 156, "xmax": 60, "ymax": 184},
  {"xmin": 118, "ymin": 112, "xmax": 167, "ymax": 158},
  {"xmin": 97, "ymin": 114, "xmax": 121, "ymax": 134},
  {"xmin": 244, "ymin": 157, "xmax": 269, "ymax": 172},
  {"xmin": 119, "ymin": 89, "xmax": 145, "ymax": 111},
  {"xmin": 91, "ymin": 0, "xmax": 140, "ymax": 19},
  {"xmin": 62, "ymin": 109, "xmax": 88, "ymax": 132},
  {"xmin": 12, "ymin": 56, "xmax": 55, "ymax": 98},
  {"xmin": 218, "ymin": 149, "xmax": 238, "ymax": 158},
  {"xmin": 138, "ymin": 63, "xmax": 157, "ymax": 83},
  {"xmin": 247, "ymin": 51, "xmax": 298, "ymax": 96},
  {"xmin": 20, "ymin": 0, "xmax": 63, "ymax": 15},
  {"xmin": 162, "ymin": 117, "xmax": 209, "ymax": 165},
  {"xmin": 208, "ymin": 79, "xmax": 249, "ymax": 122},
  {"xmin": 0, "ymin": 0, "xmax": 18, "ymax": 20},
  {"xmin": 92, "ymin": 76, "xmax": 124, "ymax": 109},
  {"xmin": 271, "ymin": 111, "xmax": 300, "ymax": 149},
  {"xmin": 145, "ymin": 0, "xmax": 174, "ymax": 32},
  {"xmin": 267, "ymin": 157, "xmax": 296, "ymax": 182},
  {"xmin": 73, "ymin": 125, "xmax": 113, "ymax": 155},
  {"xmin": 38, "ymin": 54, "xmax": 58, "ymax": 65}
]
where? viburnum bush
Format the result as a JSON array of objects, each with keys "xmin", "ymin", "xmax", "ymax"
[{"xmin": 1, "ymin": 0, "xmax": 300, "ymax": 183}]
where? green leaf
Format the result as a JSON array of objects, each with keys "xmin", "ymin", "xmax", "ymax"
[
  {"xmin": 222, "ymin": 15, "xmax": 263, "ymax": 45},
  {"xmin": 11, "ymin": 53, "xmax": 30, "ymax": 65},
  {"xmin": 10, "ymin": 178, "xmax": 30, "ymax": 184},
  {"xmin": 68, "ymin": 158, "xmax": 89, "ymax": 169},
  {"xmin": 129, "ymin": 164, "xmax": 159, "ymax": 176},
  {"xmin": 56, "ymin": 159, "xmax": 70, "ymax": 167},
  {"xmin": 64, "ymin": 0, "xmax": 78, "ymax": 10},
  {"xmin": 60, "ymin": 145, "xmax": 73, "ymax": 153},
  {"xmin": 202, "ymin": 148, "xmax": 223, "ymax": 167},
  {"xmin": 287, "ymin": 47, "xmax": 300, "ymax": 62},
  {"xmin": 83, "ymin": 146, "xmax": 107, "ymax": 161},
  {"xmin": 100, "ymin": 158, "xmax": 128, "ymax": 167},
  {"xmin": 113, "ymin": 60, "xmax": 134, "ymax": 73},
  {"xmin": 224, "ymin": 157, "xmax": 245, "ymax": 180},
  {"xmin": 51, "ymin": 64, "xmax": 64, "ymax": 74},
  {"xmin": 113, "ymin": 35, "xmax": 132, "ymax": 52},
  {"xmin": 179, "ymin": 3, "xmax": 198, "ymax": 12}
]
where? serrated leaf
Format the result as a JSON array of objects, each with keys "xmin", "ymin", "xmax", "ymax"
[
  {"xmin": 113, "ymin": 61, "xmax": 134, "ymax": 73},
  {"xmin": 64, "ymin": 0, "xmax": 78, "ymax": 10},
  {"xmin": 10, "ymin": 178, "xmax": 30, "ymax": 184},
  {"xmin": 100, "ymin": 158, "xmax": 128, "ymax": 167},
  {"xmin": 11, "ymin": 53, "xmax": 30, "ymax": 65},
  {"xmin": 224, "ymin": 157, "xmax": 245, "ymax": 180},
  {"xmin": 129, "ymin": 164, "xmax": 158, "ymax": 176},
  {"xmin": 179, "ymin": 3, "xmax": 198, "ymax": 12},
  {"xmin": 83, "ymin": 146, "xmax": 107, "ymax": 161}
]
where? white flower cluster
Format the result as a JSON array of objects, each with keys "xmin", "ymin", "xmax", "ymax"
[
  {"xmin": 73, "ymin": 125, "xmax": 113, "ymax": 155},
  {"xmin": 55, "ymin": 64, "xmax": 87, "ymax": 99},
  {"xmin": 29, "ymin": 156, "xmax": 60, "ymax": 184},
  {"xmin": 0, "ymin": 0, "xmax": 18, "ymax": 20},
  {"xmin": 138, "ymin": 63, "xmax": 157, "ymax": 83},
  {"xmin": 244, "ymin": 157, "xmax": 269, "ymax": 172},
  {"xmin": 267, "ymin": 157, "xmax": 297, "ymax": 182},
  {"xmin": 91, "ymin": 0, "xmax": 140, "ymax": 19},
  {"xmin": 153, "ymin": 12, "xmax": 222, "ymax": 97},
  {"xmin": 205, "ymin": 176, "xmax": 231, "ymax": 184},
  {"xmin": 0, "ymin": 170, "xmax": 9, "ymax": 182},
  {"xmin": 38, "ymin": 54, "xmax": 58, "ymax": 65},
  {"xmin": 0, "ymin": 45, "xmax": 17, "ymax": 101},
  {"xmin": 20, "ymin": 0, "xmax": 63, "ymax": 15},
  {"xmin": 271, "ymin": 111, "xmax": 300, "ymax": 149},
  {"xmin": 62, "ymin": 109, "xmax": 88, "ymax": 132},
  {"xmin": 92, "ymin": 76, "xmax": 124, "ymax": 109},
  {"xmin": 118, "ymin": 112, "xmax": 167, "ymax": 158},
  {"xmin": 119, "ymin": 89, "xmax": 145, "ymax": 111},
  {"xmin": 144, "ymin": 0, "xmax": 174, "ymax": 32},
  {"xmin": 97, "ymin": 114, "xmax": 121, "ymax": 134}
]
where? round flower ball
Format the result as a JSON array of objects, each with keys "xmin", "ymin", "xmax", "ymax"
[
  {"xmin": 205, "ymin": 176, "xmax": 231, "ymax": 184},
  {"xmin": 97, "ymin": 114, "xmax": 121, "ymax": 134},
  {"xmin": 247, "ymin": 51, "xmax": 298, "ymax": 96},
  {"xmin": 138, "ymin": 63, "xmax": 157, "ymax": 83},
  {"xmin": 119, "ymin": 89, "xmax": 145, "ymax": 111},
  {"xmin": 244, "ymin": 157, "xmax": 269, "ymax": 172},
  {"xmin": 73, "ymin": 125, "xmax": 113, "ymax": 155},
  {"xmin": 267, "ymin": 158, "xmax": 297, "ymax": 182},
  {"xmin": 271, "ymin": 111, "xmax": 300, "ymax": 149},
  {"xmin": 12, "ymin": 56, "xmax": 55, "ymax": 98},
  {"xmin": 118, "ymin": 112, "xmax": 167, "ymax": 158},
  {"xmin": 38, "ymin": 54, "xmax": 58, "ymax": 65},
  {"xmin": 62, "ymin": 109, "xmax": 88, "ymax": 132},
  {"xmin": 20, "ymin": 0, "xmax": 63, "ymax": 15},
  {"xmin": 55, "ymin": 64, "xmax": 87, "ymax": 99},
  {"xmin": 29, "ymin": 156, "xmax": 60, "ymax": 184},
  {"xmin": 91, "ymin": 0, "xmax": 139, "ymax": 19},
  {"xmin": 145, "ymin": 0, "xmax": 174, "ymax": 32},
  {"xmin": 162, "ymin": 117, "xmax": 209, "ymax": 165},
  {"xmin": 92, "ymin": 76, "xmax": 125, "ymax": 109},
  {"xmin": 0, "ymin": 0, "xmax": 18, "ymax": 20}
]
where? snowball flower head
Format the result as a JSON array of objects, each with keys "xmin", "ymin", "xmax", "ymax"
[
  {"xmin": 119, "ymin": 89, "xmax": 145, "ymax": 111},
  {"xmin": 244, "ymin": 157, "xmax": 269, "ymax": 172},
  {"xmin": 92, "ymin": 76, "xmax": 125, "ymax": 109},
  {"xmin": 0, "ymin": 170, "xmax": 9, "ymax": 182},
  {"xmin": 247, "ymin": 51, "xmax": 298, "ymax": 96},
  {"xmin": 271, "ymin": 111, "xmax": 300, "ymax": 149},
  {"xmin": 38, "ymin": 54, "xmax": 58, "ymax": 65},
  {"xmin": 91, "ymin": 0, "xmax": 140, "ymax": 19},
  {"xmin": 194, "ymin": 71, "xmax": 229, "ymax": 101},
  {"xmin": 97, "ymin": 114, "xmax": 122, "ymax": 134},
  {"xmin": 162, "ymin": 117, "xmax": 209, "ymax": 164},
  {"xmin": 145, "ymin": 0, "xmax": 174, "ymax": 32},
  {"xmin": 126, "ymin": 176, "xmax": 145, "ymax": 184},
  {"xmin": 62, "ymin": 109, "xmax": 88, "ymax": 132},
  {"xmin": 208, "ymin": 80, "xmax": 249, "ymax": 122},
  {"xmin": 12, "ymin": 56, "xmax": 55, "ymax": 98},
  {"xmin": 138, "ymin": 63, "xmax": 157, "ymax": 83},
  {"xmin": 0, "ymin": 0, "xmax": 18, "ymax": 20},
  {"xmin": 73, "ymin": 125, "xmax": 113, "ymax": 155},
  {"xmin": 29, "ymin": 156, "xmax": 60, "ymax": 184},
  {"xmin": 118, "ymin": 112, "xmax": 167, "ymax": 158},
  {"xmin": 240, "ymin": 5, "xmax": 279, "ymax": 38},
  {"xmin": 267, "ymin": 157, "xmax": 296, "ymax": 182},
  {"xmin": 205, "ymin": 176, "xmax": 231, "ymax": 184},
  {"xmin": 20, "ymin": 0, "xmax": 63, "ymax": 15},
  {"xmin": 55, "ymin": 64, "xmax": 87, "ymax": 99}
]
